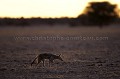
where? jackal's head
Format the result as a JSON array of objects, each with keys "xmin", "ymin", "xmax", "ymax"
[{"xmin": 57, "ymin": 54, "xmax": 63, "ymax": 61}]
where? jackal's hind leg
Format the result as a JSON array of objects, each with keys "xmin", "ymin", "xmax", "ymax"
[
  {"xmin": 36, "ymin": 58, "xmax": 41, "ymax": 66},
  {"xmin": 42, "ymin": 60, "xmax": 45, "ymax": 67}
]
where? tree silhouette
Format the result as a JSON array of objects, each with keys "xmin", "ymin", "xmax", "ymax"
[{"xmin": 83, "ymin": 1, "xmax": 119, "ymax": 28}]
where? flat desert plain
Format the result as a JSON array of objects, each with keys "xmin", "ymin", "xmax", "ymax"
[{"xmin": 0, "ymin": 26, "xmax": 120, "ymax": 79}]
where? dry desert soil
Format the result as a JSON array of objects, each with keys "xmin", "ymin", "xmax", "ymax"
[{"xmin": 0, "ymin": 26, "xmax": 120, "ymax": 79}]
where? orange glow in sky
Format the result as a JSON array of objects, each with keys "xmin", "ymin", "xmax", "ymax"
[{"xmin": 0, "ymin": 0, "xmax": 120, "ymax": 18}]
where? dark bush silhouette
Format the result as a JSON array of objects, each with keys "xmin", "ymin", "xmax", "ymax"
[
  {"xmin": 82, "ymin": 1, "xmax": 119, "ymax": 28},
  {"xmin": 16, "ymin": 17, "xmax": 30, "ymax": 26}
]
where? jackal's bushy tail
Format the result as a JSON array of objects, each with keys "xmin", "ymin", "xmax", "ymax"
[{"xmin": 31, "ymin": 55, "xmax": 38, "ymax": 66}]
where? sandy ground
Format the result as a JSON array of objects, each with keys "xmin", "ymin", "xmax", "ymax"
[{"xmin": 0, "ymin": 26, "xmax": 120, "ymax": 79}]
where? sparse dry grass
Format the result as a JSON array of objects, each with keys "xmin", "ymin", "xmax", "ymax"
[{"xmin": 0, "ymin": 26, "xmax": 120, "ymax": 79}]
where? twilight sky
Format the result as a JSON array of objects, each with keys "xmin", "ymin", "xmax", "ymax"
[{"xmin": 0, "ymin": 0, "xmax": 120, "ymax": 18}]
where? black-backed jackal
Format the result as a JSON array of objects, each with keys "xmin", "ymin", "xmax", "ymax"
[{"xmin": 31, "ymin": 53, "xmax": 63, "ymax": 67}]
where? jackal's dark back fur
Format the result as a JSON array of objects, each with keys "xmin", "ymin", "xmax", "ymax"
[{"xmin": 31, "ymin": 53, "xmax": 63, "ymax": 66}]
